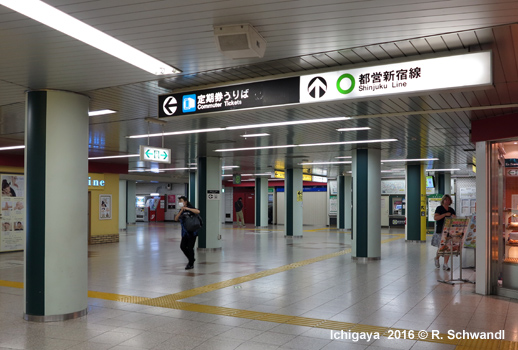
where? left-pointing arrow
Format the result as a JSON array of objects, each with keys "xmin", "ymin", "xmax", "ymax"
[{"xmin": 145, "ymin": 150, "xmax": 152, "ymax": 158}]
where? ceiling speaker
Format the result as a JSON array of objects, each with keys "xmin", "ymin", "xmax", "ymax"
[{"xmin": 214, "ymin": 24, "xmax": 266, "ymax": 59}]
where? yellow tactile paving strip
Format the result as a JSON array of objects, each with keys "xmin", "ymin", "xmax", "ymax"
[
  {"xmin": 139, "ymin": 248, "xmax": 353, "ymax": 302},
  {"xmin": 0, "ymin": 233, "xmax": 510, "ymax": 349}
]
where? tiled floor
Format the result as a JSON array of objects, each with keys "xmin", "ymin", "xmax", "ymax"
[{"xmin": 0, "ymin": 222, "xmax": 516, "ymax": 349}]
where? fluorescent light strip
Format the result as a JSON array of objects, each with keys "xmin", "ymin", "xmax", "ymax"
[
  {"xmin": 426, "ymin": 168, "xmax": 461, "ymax": 172},
  {"xmin": 128, "ymin": 169, "xmax": 164, "ymax": 173},
  {"xmin": 222, "ymin": 174, "xmax": 233, "ymax": 177},
  {"xmin": 128, "ymin": 117, "xmax": 348, "ymax": 139},
  {"xmin": 128, "ymin": 128, "xmax": 224, "ymax": 139},
  {"xmin": 160, "ymin": 167, "xmax": 197, "ymax": 171},
  {"xmin": 88, "ymin": 109, "xmax": 116, "ymax": 117},
  {"xmin": 382, "ymin": 158, "xmax": 439, "ymax": 162},
  {"xmin": 216, "ymin": 139, "xmax": 397, "ymax": 152},
  {"xmin": 299, "ymin": 161, "xmax": 352, "ymax": 165},
  {"xmin": 226, "ymin": 116, "xmax": 349, "ymax": 130},
  {"xmin": 222, "ymin": 165, "xmax": 240, "ymax": 169},
  {"xmin": 381, "ymin": 170, "xmax": 405, "ymax": 173},
  {"xmin": 336, "ymin": 127, "xmax": 371, "ymax": 131},
  {"xmin": 88, "ymin": 154, "xmax": 139, "ymax": 160},
  {"xmin": 216, "ymin": 145, "xmax": 296, "ymax": 152},
  {"xmin": 299, "ymin": 139, "xmax": 397, "ymax": 147},
  {"xmin": 0, "ymin": 145, "xmax": 25, "ymax": 151},
  {"xmin": 240, "ymin": 133, "xmax": 270, "ymax": 138},
  {"xmin": 335, "ymin": 156, "xmax": 352, "ymax": 159},
  {"xmin": 0, "ymin": 1, "xmax": 180, "ymax": 75}
]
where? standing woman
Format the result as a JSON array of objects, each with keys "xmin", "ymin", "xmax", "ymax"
[
  {"xmin": 432, "ymin": 194, "xmax": 456, "ymax": 270},
  {"xmin": 175, "ymin": 196, "xmax": 200, "ymax": 270}
]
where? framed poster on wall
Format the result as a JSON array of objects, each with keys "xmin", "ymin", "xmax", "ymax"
[
  {"xmin": 1, "ymin": 174, "xmax": 25, "ymax": 252},
  {"xmin": 99, "ymin": 194, "xmax": 112, "ymax": 220}
]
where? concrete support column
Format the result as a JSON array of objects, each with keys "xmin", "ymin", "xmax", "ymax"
[
  {"xmin": 338, "ymin": 175, "xmax": 352, "ymax": 230},
  {"xmin": 197, "ymin": 157, "xmax": 221, "ymax": 249},
  {"xmin": 189, "ymin": 171, "xmax": 197, "ymax": 208},
  {"xmin": 119, "ymin": 180, "xmax": 127, "ymax": 231},
  {"xmin": 352, "ymin": 149, "xmax": 381, "ymax": 259},
  {"xmin": 405, "ymin": 164, "xmax": 426, "ymax": 242},
  {"xmin": 24, "ymin": 90, "xmax": 89, "ymax": 321},
  {"xmin": 437, "ymin": 173, "xmax": 452, "ymax": 195},
  {"xmin": 255, "ymin": 177, "xmax": 268, "ymax": 227},
  {"xmin": 285, "ymin": 168, "xmax": 303, "ymax": 236},
  {"xmin": 126, "ymin": 181, "xmax": 136, "ymax": 224}
]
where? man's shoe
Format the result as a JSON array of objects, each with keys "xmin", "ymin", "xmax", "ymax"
[
  {"xmin": 434, "ymin": 257, "xmax": 440, "ymax": 268},
  {"xmin": 185, "ymin": 264, "xmax": 194, "ymax": 270}
]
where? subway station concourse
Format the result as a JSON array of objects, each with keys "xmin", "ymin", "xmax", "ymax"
[{"xmin": 2, "ymin": 1, "xmax": 518, "ymax": 349}]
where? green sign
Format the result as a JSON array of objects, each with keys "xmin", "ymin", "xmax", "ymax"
[
  {"xmin": 139, "ymin": 145, "xmax": 171, "ymax": 164},
  {"xmin": 233, "ymin": 174, "xmax": 241, "ymax": 184}
]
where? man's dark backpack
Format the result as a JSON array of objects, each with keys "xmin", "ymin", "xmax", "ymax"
[{"xmin": 183, "ymin": 212, "xmax": 203, "ymax": 233}]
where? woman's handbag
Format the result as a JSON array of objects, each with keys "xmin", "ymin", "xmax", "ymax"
[{"xmin": 183, "ymin": 212, "xmax": 203, "ymax": 233}]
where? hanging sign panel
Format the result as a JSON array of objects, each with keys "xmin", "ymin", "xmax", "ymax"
[
  {"xmin": 159, "ymin": 77, "xmax": 299, "ymax": 118},
  {"xmin": 300, "ymin": 51, "xmax": 492, "ymax": 103},
  {"xmin": 159, "ymin": 52, "xmax": 491, "ymax": 118},
  {"xmin": 139, "ymin": 145, "xmax": 171, "ymax": 164}
]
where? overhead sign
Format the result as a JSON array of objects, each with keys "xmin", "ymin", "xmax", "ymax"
[
  {"xmin": 159, "ymin": 77, "xmax": 299, "ymax": 118},
  {"xmin": 233, "ymin": 174, "xmax": 241, "ymax": 184},
  {"xmin": 159, "ymin": 52, "xmax": 491, "ymax": 117},
  {"xmin": 139, "ymin": 145, "xmax": 171, "ymax": 164},
  {"xmin": 300, "ymin": 51, "xmax": 492, "ymax": 103},
  {"xmin": 274, "ymin": 170, "xmax": 311, "ymax": 181},
  {"xmin": 274, "ymin": 171, "xmax": 285, "ymax": 179}
]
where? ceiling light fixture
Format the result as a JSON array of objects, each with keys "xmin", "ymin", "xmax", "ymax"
[
  {"xmin": 335, "ymin": 156, "xmax": 352, "ymax": 159},
  {"xmin": 0, "ymin": 145, "xmax": 25, "ymax": 151},
  {"xmin": 426, "ymin": 168, "xmax": 461, "ymax": 172},
  {"xmin": 382, "ymin": 158, "xmax": 439, "ymax": 162},
  {"xmin": 336, "ymin": 127, "xmax": 371, "ymax": 131},
  {"xmin": 127, "ymin": 117, "xmax": 349, "ymax": 139},
  {"xmin": 0, "ymin": 1, "xmax": 181, "ymax": 75},
  {"xmin": 299, "ymin": 161, "xmax": 352, "ymax": 165},
  {"xmin": 299, "ymin": 139, "xmax": 398, "ymax": 147},
  {"xmin": 222, "ymin": 165, "xmax": 240, "ymax": 169},
  {"xmin": 215, "ymin": 145, "xmax": 296, "ymax": 152},
  {"xmin": 88, "ymin": 109, "xmax": 117, "ymax": 117},
  {"xmin": 127, "ymin": 128, "xmax": 225, "ymax": 139},
  {"xmin": 216, "ymin": 139, "xmax": 397, "ymax": 152},
  {"xmin": 160, "ymin": 167, "xmax": 197, "ymax": 171},
  {"xmin": 88, "ymin": 154, "xmax": 139, "ymax": 160},
  {"xmin": 226, "ymin": 116, "xmax": 349, "ymax": 130},
  {"xmin": 240, "ymin": 133, "xmax": 270, "ymax": 138}
]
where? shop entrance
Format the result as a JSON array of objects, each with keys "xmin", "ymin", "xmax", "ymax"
[{"xmin": 490, "ymin": 141, "xmax": 518, "ymax": 297}]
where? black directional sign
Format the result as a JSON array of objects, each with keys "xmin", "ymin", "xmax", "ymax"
[
  {"xmin": 308, "ymin": 76, "xmax": 327, "ymax": 98},
  {"xmin": 158, "ymin": 77, "xmax": 300, "ymax": 118}
]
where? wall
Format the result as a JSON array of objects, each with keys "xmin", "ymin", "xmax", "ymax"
[
  {"xmin": 276, "ymin": 191, "xmax": 327, "ymax": 226},
  {"xmin": 90, "ymin": 173, "xmax": 119, "ymax": 243},
  {"xmin": 135, "ymin": 182, "xmax": 185, "ymax": 221}
]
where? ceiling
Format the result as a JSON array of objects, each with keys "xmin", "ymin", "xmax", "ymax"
[{"xmin": 2, "ymin": 0, "xmax": 518, "ymax": 182}]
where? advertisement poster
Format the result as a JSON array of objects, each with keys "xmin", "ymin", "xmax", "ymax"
[
  {"xmin": 428, "ymin": 197, "xmax": 442, "ymax": 222},
  {"xmin": 438, "ymin": 217, "xmax": 469, "ymax": 254},
  {"xmin": 168, "ymin": 194, "xmax": 176, "ymax": 209},
  {"xmin": 1, "ymin": 174, "xmax": 25, "ymax": 252},
  {"xmin": 99, "ymin": 194, "xmax": 112, "ymax": 220},
  {"xmin": 464, "ymin": 215, "xmax": 476, "ymax": 248}
]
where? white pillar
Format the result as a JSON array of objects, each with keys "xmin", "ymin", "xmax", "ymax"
[
  {"xmin": 255, "ymin": 177, "xmax": 268, "ymax": 227},
  {"xmin": 285, "ymin": 168, "xmax": 303, "ymax": 236},
  {"xmin": 25, "ymin": 90, "xmax": 89, "ymax": 321},
  {"xmin": 197, "ymin": 157, "xmax": 222, "ymax": 249}
]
